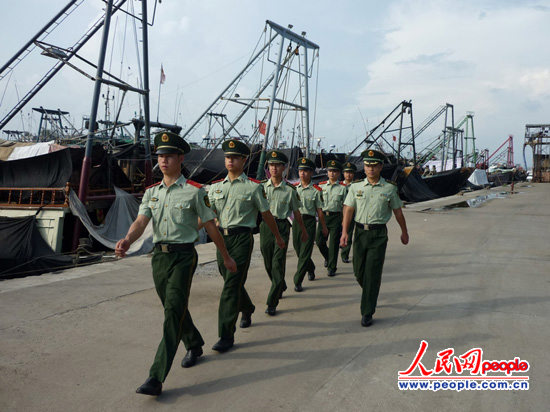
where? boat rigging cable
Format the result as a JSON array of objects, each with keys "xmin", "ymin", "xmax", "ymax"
[{"xmin": 0, "ymin": 0, "xmax": 130, "ymax": 131}]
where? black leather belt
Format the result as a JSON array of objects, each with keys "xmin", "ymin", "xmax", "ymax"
[
  {"xmin": 219, "ymin": 226, "xmax": 252, "ymax": 236},
  {"xmin": 355, "ymin": 222, "xmax": 386, "ymax": 230},
  {"xmin": 154, "ymin": 243, "xmax": 194, "ymax": 253},
  {"xmin": 324, "ymin": 211, "xmax": 342, "ymax": 216},
  {"xmin": 275, "ymin": 218, "xmax": 289, "ymax": 224},
  {"xmin": 302, "ymin": 214, "xmax": 316, "ymax": 220}
]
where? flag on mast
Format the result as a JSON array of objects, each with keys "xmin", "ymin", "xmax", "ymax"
[
  {"xmin": 160, "ymin": 65, "xmax": 166, "ymax": 84},
  {"xmin": 258, "ymin": 120, "xmax": 267, "ymax": 135}
]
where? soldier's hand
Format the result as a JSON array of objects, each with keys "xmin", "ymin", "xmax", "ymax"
[
  {"xmin": 224, "ymin": 256, "xmax": 238, "ymax": 273},
  {"xmin": 276, "ymin": 237, "xmax": 286, "ymax": 250},
  {"xmin": 401, "ymin": 232, "xmax": 409, "ymax": 245},
  {"xmin": 340, "ymin": 233, "xmax": 348, "ymax": 248},
  {"xmin": 300, "ymin": 231, "xmax": 309, "ymax": 243},
  {"xmin": 115, "ymin": 238, "xmax": 130, "ymax": 258},
  {"xmin": 322, "ymin": 227, "xmax": 329, "ymax": 238}
]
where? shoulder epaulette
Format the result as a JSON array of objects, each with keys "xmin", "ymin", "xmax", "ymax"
[
  {"xmin": 248, "ymin": 177, "xmax": 261, "ymax": 184},
  {"xmin": 187, "ymin": 179, "xmax": 203, "ymax": 189},
  {"xmin": 353, "ymin": 178, "xmax": 362, "ymax": 183},
  {"xmin": 339, "ymin": 182, "xmax": 347, "ymax": 186},
  {"xmin": 285, "ymin": 181, "xmax": 296, "ymax": 190},
  {"xmin": 319, "ymin": 180, "xmax": 327, "ymax": 185},
  {"xmin": 260, "ymin": 179, "xmax": 268, "ymax": 183},
  {"xmin": 145, "ymin": 181, "xmax": 161, "ymax": 190},
  {"xmin": 313, "ymin": 184, "xmax": 322, "ymax": 191},
  {"xmin": 211, "ymin": 178, "xmax": 224, "ymax": 184},
  {"xmin": 293, "ymin": 181, "xmax": 300, "ymax": 186},
  {"xmin": 387, "ymin": 180, "xmax": 397, "ymax": 186}
]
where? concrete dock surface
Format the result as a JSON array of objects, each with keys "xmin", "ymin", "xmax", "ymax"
[{"xmin": 1, "ymin": 183, "xmax": 548, "ymax": 411}]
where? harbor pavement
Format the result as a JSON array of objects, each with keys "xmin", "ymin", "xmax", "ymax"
[{"xmin": 0, "ymin": 184, "xmax": 548, "ymax": 411}]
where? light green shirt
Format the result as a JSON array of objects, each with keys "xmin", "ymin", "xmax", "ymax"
[
  {"xmin": 295, "ymin": 181, "xmax": 323, "ymax": 216},
  {"xmin": 138, "ymin": 175, "xmax": 215, "ymax": 243},
  {"xmin": 319, "ymin": 180, "xmax": 348, "ymax": 212},
  {"xmin": 208, "ymin": 173, "xmax": 270, "ymax": 228},
  {"xmin": 344, "ymin": 177, "xmax": 403, "ymax": 225},
  {"xmin": 263, "ymin": 178, "xmax": 301, "ymax": 219}
]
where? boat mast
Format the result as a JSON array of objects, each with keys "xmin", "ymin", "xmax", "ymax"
[
  {"xmin": 140, "ymin": 0, "xmax": 153, "ymax": 186},
  {"xmin": 78, "ymin": 0, "xmax": 114, "ymax": 204},
  {"xmin": 257, "ymin": 37, "xmax": 285, "ymax": 178}
]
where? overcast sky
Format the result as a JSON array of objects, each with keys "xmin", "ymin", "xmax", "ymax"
[{"xmin": 1, "ymin": 0, "xmax": 549, "ymax": 167}]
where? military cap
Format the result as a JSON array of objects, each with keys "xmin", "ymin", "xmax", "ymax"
[
  {"xmin": 326, "ymin": 159, "xmax": 342, "ymax": 171},
  {"xmin": 297, "ymin": 157, "xmax": 315, "ymax": 170},
  {"xmin": 361, "ymin": 149, "xmax": 386, "ymax": 165},
  {"xmin": 266, "ymin": 150, "xmax": 288, "ymax": 164},
  {"xmin": 154, "ymin": 131, "xmax": 190, "ymax": 154},
  {"xmin": 342, "ymin": 161, "xmax": 357, "ymax": 172},
  {"xmin": 222, "ymin": 139, "xmax": 250, "ymax": 157}
]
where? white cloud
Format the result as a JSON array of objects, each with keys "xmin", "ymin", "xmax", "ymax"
[{"xmin": 357, "ymin": 0, "xmax": 550, "ymax": 156}]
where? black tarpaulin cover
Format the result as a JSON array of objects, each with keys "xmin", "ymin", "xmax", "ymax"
[
  {"xmin": 0, "ymin": 148, "xmax": 73, "ymax": 188},
  {"xmin": 0, "ymin": 146, "xmax": 132, "ymax": 189},
  {"xmin": 0, "ymin": 215, "xmax": 74, "ymax": 279}
]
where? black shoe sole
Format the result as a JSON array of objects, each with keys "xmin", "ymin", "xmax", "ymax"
[
  {"xmin": 136, "ymin": 388, "xmax": 162, "ymax": 396},
  {"xmin": 212, "ymin": 343, "xmax": 233, "ymax": 353},
  {"xmin": 181, "ymin": 350, "xmax": 202, "ymax": 368}
]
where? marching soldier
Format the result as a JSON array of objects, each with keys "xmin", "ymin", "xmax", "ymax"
[
  {"xmin": 208, "ymin": 139, "xmax": 285, "ymax": 352},
  {"xmin": 115, "ymin": 131, "xmax": 237, "ymax": 397},
  {"xmin": 292, "ymin": 157, "xmax": 328, "ymax": 291},
  {"xmin": 316, "ymin": 159, "xmax": 348, "ymax": 277},
  {"xmin": 340, "ymin": 161, "xmax": 357, "ymax": 264},
  {"xmin": 261, "ymin": 150, "xmax": 308, "ymax": 315},
  {"xmin": 340, "ymin": 149, "xmax": 409, "ymax": 327}
]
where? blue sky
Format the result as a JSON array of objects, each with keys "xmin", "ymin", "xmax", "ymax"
[{"xmin": 2, "ymin": 0, "xmax": 549, "ymax": 167}]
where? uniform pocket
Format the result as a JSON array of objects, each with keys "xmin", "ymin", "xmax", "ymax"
[
  {"xmin": 236, "ymin": 194, "xmax": 253, "ymax": 215},
  {"xmin": 149, "ymin": 200, "xmax": 160, "ymax": 217},
  {"xmin": 172, "ymin": 201, "xmax": 192, "ymax": 224},
  {"xmin": 211, "ymin": 192, "xmax": 225, "ymax": 210}
]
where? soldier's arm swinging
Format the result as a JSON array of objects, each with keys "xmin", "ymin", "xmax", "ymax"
[
  {"xmin": 203, "ymin": 219, "xmax": 238, "ymax": 272},
  {"xmin": 392, "ymin": 208, "xmax": 409, "ymax": 245},
  {"xmin": 340, "ymin": 205, "xmax": 355, "ymax": 248},
  {"xmin": 317, "ymin": 207, "xmax": 329, "ymax": 238},
  {"xmin": 261, "ymin": 210, "xmax": 286, "ymax": 249},
  {"xmin": 293, "ymin": 209, "xmax": 309, "ymax": 242},
  {"xmin": 115, "ymin": 214, "xmax": 150, "ymax": 258}
]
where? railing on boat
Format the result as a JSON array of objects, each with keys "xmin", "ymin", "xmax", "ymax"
[
  {"xmin": 0, "ymin": 183, "xmax": 70, "ymax": 208},
  {"xmin": 0, "ymin": 184, "xmax": 145, "ymax": 207}
]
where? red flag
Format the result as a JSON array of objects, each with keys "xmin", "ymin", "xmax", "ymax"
[
  {"xmin": 258, "ymin": 120, "xmax": 267, "ymax": 135},
  {"xmin": 160, "ymin": 65, "xmax": 166, "ymax": 84}
]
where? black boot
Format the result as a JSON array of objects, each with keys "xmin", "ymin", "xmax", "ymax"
[
  {"xmin": 212, "ymin": 337, "xmax": 234, "ymax": 353},
  {"xmin": 181, "ymin": 347, "xmax": 203, "ymax": 368},
  {"xmin": 136, "ymin": 377, "xmax": 162, "ymax": 396}
]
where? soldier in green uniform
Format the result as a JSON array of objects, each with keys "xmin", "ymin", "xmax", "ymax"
[
  {"xmin": 340, "ymin": 149, "xmax": 409, "ymax": 327},
  {"xmin": 115, "ymin": 132, "xmax": 237, "ymax": 397},
  {"xmin": 292, "ymin": 157, "xmax": 328, "ymax": 291},
  {"xmin": 261, "ymin": 150, "xmax": 308, "ymax": 315},
  {"xmin": 316, "ymin": 159, "xmax": 348, "ymax": 276},
  {"xmin": 340, "ymin": 161, "xmax": 357, "ymax": 264},
  {"xmin": 208, "ymin": 139, "xmax": 285, "ymax": 352}
]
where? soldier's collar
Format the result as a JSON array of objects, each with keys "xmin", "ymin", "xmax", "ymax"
[
  {"xmin": 364, "ymin": 177, "xmax": 385, "ymax": 186},
  {"xmin": 266, "ymin": 178, "xmax": 284, "ymax": 188},
  {"xmin": 160, "ymin": 174, "xmax": 186, "ymax": 188},
  {"xmin": 223, "ymin": 172, "xmax": 247, "ymax": 183}
]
